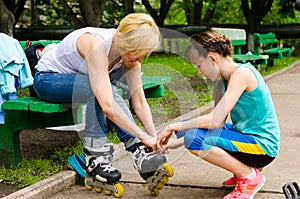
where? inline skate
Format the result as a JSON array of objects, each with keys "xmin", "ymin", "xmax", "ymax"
[
  {"xmin": 84, "ymin": 144, "xmax": 124, "ymax": 198},
  {"xmin": 127, "ymin": 142, "xmax": 174, "ymax": 196}
]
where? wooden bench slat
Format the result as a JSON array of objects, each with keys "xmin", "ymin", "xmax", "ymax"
[{"xmin": 1, "ymin": 96, "xmax": 71, "ymax": 113}]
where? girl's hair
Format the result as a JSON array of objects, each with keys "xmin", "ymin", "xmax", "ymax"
[
  {"xmin": 185, "ymin": 29, "xmax": 233, "ymax": 63},
  {"xmin": 116, "ymin": 13, "xmax": 160, "ymax": 57}
]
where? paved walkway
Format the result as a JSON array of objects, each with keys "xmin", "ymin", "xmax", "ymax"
[{"xmin": 4, "ymin": 60, "xmax": 300, "ymax": 199}]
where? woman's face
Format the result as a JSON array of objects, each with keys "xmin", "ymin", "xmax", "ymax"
[
  {"xmin": 194, "ymin": 55, "xmax": 220, "ymax": 81},
  {"xmin": 121, "ymin": 51, "xmax": 146, "ymax": 65}
]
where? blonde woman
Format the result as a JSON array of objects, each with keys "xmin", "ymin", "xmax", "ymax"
[
  {"xmin": 157, "ymin": 30, "xmax": 280, "ymax": 199},
  {"xmin": 34, "ymin": 13, "xmax": 167, "ymax": 193}
]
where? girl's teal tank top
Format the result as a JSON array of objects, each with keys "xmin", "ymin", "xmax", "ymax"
[{"xmin": 230, "ymin": 63, "xmax": 280, "ymax": 157}]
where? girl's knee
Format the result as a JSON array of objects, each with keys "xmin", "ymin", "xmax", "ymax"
[{"xmin": 184, "ymin": 128, "xmax": 207, "ymax": 150}]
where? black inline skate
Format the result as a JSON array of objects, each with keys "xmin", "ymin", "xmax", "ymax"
[
  {"xmin": 84, "ymin": 144, "xmax": 124, "ymax": 198},
  {"xmin": 127, "ymin": 142, "xmax": 174, "ymax": 196}
]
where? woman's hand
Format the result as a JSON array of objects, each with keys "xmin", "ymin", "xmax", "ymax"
[{"xmin": 140, "ymin": 135, "xmax": 158, "ymax": 152}]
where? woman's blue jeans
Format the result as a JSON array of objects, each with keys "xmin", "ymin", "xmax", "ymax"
[{"xmin": 33, "ymin": 71, "xmax": 136, "ymax": 147}]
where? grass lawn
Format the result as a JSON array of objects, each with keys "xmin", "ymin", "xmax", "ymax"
[{"xmin": 0, "ymin": 53, "xmax": 299, "ymax": 189}]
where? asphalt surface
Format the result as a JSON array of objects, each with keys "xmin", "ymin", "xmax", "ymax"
[{"xmin": 3, "ymin": 60, "xmax": 300, "ymax": 199}]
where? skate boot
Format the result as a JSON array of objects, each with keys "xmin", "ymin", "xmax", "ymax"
[
  {"xmin": 127, "ymin": 142, "xmax": 174, "ymax": 196},
  {"xmin": 84, "ymin": 144, "xmax": 124, "ymax": 198}
]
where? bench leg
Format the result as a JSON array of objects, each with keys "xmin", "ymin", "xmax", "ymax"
[
  {"xmin": 0, "ymin": 125, "xmax": 22, "ymax": 167},
  {"xmin": 267, "ymin": 59, "xmax": 274, "ymax": 67}
]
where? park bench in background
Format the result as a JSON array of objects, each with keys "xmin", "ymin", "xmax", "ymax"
[
  {"xmin": 0, "ymin": 40, "xmax": 171, "ymax": 167},
  {"xmin": 254, "ymin": 32, "xmax": 292, "ymax": 66},
  {"xmin": 212, "ymin": 28, "xmax": 269, "ymax": 67}
]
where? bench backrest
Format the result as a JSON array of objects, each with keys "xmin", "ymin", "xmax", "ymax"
[
  {"xmin": 212, "ymin": 28, "xmax": 246, "ymax": 54},
  {"xmin": 254, "ymin": 32, "xmax": 276, "ymax": 54}
]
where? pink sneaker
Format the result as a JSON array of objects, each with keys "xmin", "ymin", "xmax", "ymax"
[
  {"xmin": 223, "ymin": 168, "xmax": 266, "ymax": 199},
  {"xmin": 223, "ymin": 175, "xmax": 237, "ymax": 188}
]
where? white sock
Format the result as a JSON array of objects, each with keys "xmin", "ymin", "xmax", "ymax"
[{"xmin": 243, "ymin": 168, "xmax": 256, "ymax": 180}]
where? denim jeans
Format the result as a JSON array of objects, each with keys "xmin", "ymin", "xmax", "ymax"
[{"xmin": 33, "ymin": 71, "xmax": 137, "ymax": 148}]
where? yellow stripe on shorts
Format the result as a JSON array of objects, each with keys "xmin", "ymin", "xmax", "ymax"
[{"xmin": 231, "ymin": 141, "xmax": 266, "ymax": 155}]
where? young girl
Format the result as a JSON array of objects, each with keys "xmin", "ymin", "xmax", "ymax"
[{"xmin": 157, "ymin": 30, "xmax": 280, "ymax": 199}]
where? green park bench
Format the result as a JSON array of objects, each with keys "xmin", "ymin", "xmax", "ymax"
[
  {"xmin": 212, "ymin": 28, "xmax": 269, "ymax": 66},
  {"xmin": 254, "ymin": 32, "xmax": 292, "ymax": 66},
  {"xmin": 0, "ymin": 40, "xmax": 171, "ymax": 167}
]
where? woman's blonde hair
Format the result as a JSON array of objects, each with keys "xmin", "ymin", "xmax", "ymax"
[{"xmin": 116, "ymin": 13, "xmax": 160, "ymax": 57}]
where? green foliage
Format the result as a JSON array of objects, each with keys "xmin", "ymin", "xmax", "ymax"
[
  {"xmin": 15, "ymin": 0, "xmax": 300, "ymax": 28},
  {"xmin": 164, "ymin": 0, "xmax": 187, "ymax": 25},
  {"xmin": 33, "ymin": 0, "xmax": 73, "ymax": 26},
  {"xmin": 262, "ymin": 0, "xmax": 300, "ymax": 24},
  {"xmin": 102, "ymin": 0, "xmax": 124, "ymax": 25},
  {"xmin": 278, "ymin": 0, "xmax": 296, "ymax": 18},
  {"xmin": 210, "ymin": 0, "xmax": 246, "ymax": 24}
]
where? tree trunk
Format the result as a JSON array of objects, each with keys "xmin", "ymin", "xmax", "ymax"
[
  {"xmin": 0, "ymin": 0, "xmax": 15, "ymax": 36},
  {"xmin": 184, "ymin": 0, "xmax": 218, "ymax": 25},
  {"xmin": 142, "ymin": 0, "xmax": 174, "ymax": 26},
  {"xmin": 79, "ymin": 0, "xmax": 105, "ymax": 27},
  {"xmin": 241, "ymin": 0, "xmax": 274, "ymax": 51},
  {"xmin": 123, "ymin": 0, "xmax": 135, "ymax": 15},
  {"xmin": 58, "ymin": 0, "xmax": 84, "ymax": 27}
]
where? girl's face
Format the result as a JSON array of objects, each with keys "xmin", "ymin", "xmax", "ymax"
[{"xmin": 195, "ymin": 55, "xmax": 220, "ymax": 81}]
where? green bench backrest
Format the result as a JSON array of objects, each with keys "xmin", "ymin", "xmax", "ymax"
[
  {"xmin": 254, "ymin": 32, "xmax": 276, "ymax": 45},
  {"xmin": 254, "ymin": 32, "xmax": 276, "ymax": 54}
]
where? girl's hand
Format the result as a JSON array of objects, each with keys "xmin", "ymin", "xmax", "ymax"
[
  {"xmin": 165, "ymin": 138, "xmax": 184, "ymax": 150},
  {"xmin": 156, "ymin": 126, "xmax": 174, "ymax": 151}
]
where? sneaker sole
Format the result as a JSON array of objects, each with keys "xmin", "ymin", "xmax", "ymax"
[
  {"xmin": 249, "ymin": 175, "xmax": 266, "ymax": 199},
  {"xmin": 223, "ymin": 184, "xmax": 236, "ymax": 189}
]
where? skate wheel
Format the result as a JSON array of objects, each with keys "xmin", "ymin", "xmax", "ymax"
[
  {"xmin": 94, "ymin": 187, "xmax": 103, "ymax": 193},
  {"xmin": 113, "ymin": 183, "xmax": 124, "ymax": 198},
  {"xmin": 157, "ymin": 181, "xmax": 164, "ymax": 190},
  {"xmin": 163, "ymin": 175, "xmax": 169, "ymax": 184},
  {"xmin": 84, "ymin": 178, "xmax": 94, "ymax": 190},
  {"xmin": 163, "ymin": 163, "xmax": 174, "ymax": 177},
  {"xmin": 104, "ymin": 189, "xmax": 113, "ymax": 195},
  {"xmin": 151, "ymin": 187, "xmax": 159, "ymax": 196}
]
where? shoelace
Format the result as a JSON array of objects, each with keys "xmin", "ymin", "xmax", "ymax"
[
  {"xmin": 132, "ymin": 145, "xmax": 151, "ymax": 170},
  {"xmin": 229, "ymin": 179, "xmax": 249, "ymax": 198},
  {"xmin": 133, "ymin": 145, "xmax": 151, "ymax": 159}
]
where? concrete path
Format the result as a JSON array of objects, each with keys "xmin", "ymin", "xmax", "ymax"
[{"xmin": 4, "ymin": 60, "xmax": 300, "ymax": 199}]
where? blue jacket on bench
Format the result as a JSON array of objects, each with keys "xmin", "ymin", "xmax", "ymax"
[{"xmin": 0, "ymin": 33, "xmax": 33, "ymax": 95}]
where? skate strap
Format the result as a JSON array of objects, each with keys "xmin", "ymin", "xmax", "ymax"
[
  {"xmin": 84, "ymin": 144, "xmax": 114, "ymax": 156},
  {"xmin": 87, "ymin": 156, "xmax": 117, "ymax": 173},
  {"xmin": 127, "ymin": 142, "xmax": 152, "ymax": 153}
]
